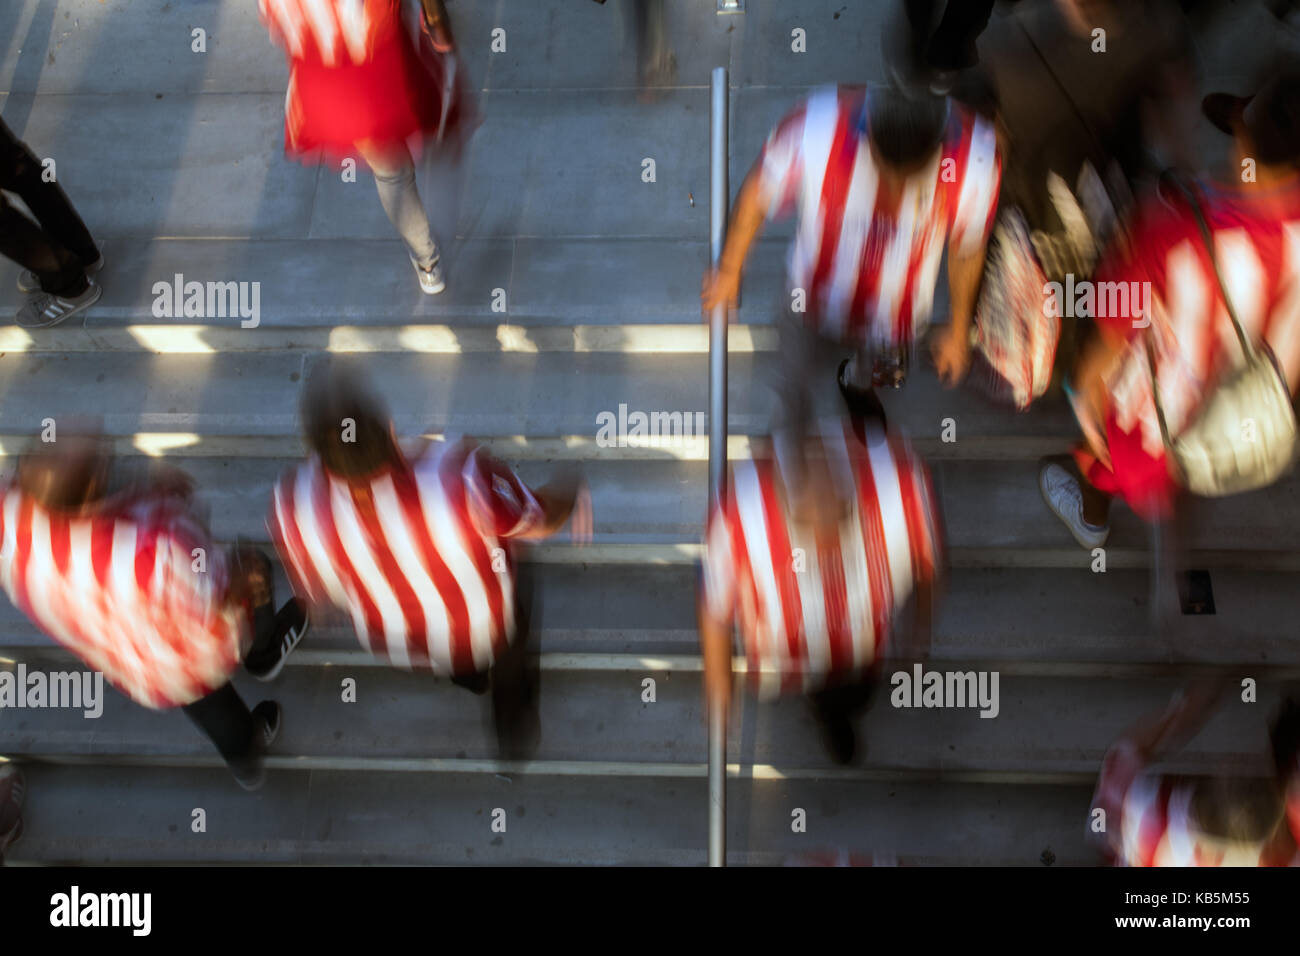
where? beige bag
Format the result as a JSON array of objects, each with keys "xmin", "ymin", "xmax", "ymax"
[{"xmin": 1148, "ymin": 176, "xmax": 1297, "ymax": 497}]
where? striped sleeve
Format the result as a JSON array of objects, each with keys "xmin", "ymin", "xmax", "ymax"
[
  {"xmin": 268, "ymin": 465, "xmax": 326, "ymax": 606},
  {"xmin": 759, "ymin": 100, "xmax": 811, "ymax": 220},
  {"xmin": 463, "ymin": 447, "xmax": 545, "ymax": 540},
  {"xmin": 949, "ymin": 112, "xmax": 1001, "ymax": 258}
]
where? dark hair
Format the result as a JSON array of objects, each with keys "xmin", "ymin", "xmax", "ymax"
[
  {"xmin": 300, "ymin": 360, "xmax": 400, "ymax": 480},
  {"xmin": 867, "ymin": 87, "xmax": 949, "ymax": 171},
  {"xmin": 1270, "ymin": 697, "xmax": 1300, "ymax": 780},
  {"xmin": 17, "ymin": 431, "xmax": 110, "ymax": 511}
]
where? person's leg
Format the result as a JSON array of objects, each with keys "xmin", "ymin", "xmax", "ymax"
[
  {"xmin": 773, "ymin": 309, "xmax": 823, "ymax": 483},
  {"xmin": 356, "ymin": 140, "xmax": 441, "ymax": 274},
  {"xmin": 0, "ymin": 193, "xmax": 89, "ymax": 298},
  {"xmin": 809, "ymin": 671, "xmax": 877, "ymax": 765},
  {"xmin": 925, "ymin": 0, "xmax": 995, "ymax": 71},
  {"xmin": 451, "ymin": 669, "xmax": 490, "ymax": 695},
  {"xmin": 231, "ymin": 544, "xmax": 309, "ymax": 682},
  {"xmin": 633, "ymin": 0, "xmax": 675, "ymax": 92},
  {"xmin": 1039, "ymin": 452, "xmax": 1112, "ymax": 549},
  {"xmin": 181, "ymin": 683, "xmax": 258, "ymax": 766},
  {"xmin": 0, "ymin": 119, "xmax": 99, "ymax": 289},
  {"xmin": 491, "ymin": 560, "xmax": 540, "ymax": 760},
  {"xmin": 0, "ymin": 763, "xmax": 25, "ymax": 865}
]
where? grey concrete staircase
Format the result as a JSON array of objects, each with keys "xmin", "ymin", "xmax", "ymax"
[{"xmin": 1, "ymin": 0, "xmax": 1297, "ymax": 865}]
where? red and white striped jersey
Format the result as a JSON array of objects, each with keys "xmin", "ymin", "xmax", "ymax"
[
  {"xmin": 259, "ymin": 0, "xmax": 400, "ymax": 67},
  {"xmin": 1098, "ymin": 182, "xmax": 1300, "ymax": 460},
  {"xmin": 0, "ymin": 485, "xmax": 245, "ymax": 709},
  {"xmin": 1116, "ymin": 774, "xmax": 1300, "ymax": 867},
  {"xmin": 701, "ymin": 422, "xmax": 942, "ymax": 699},
  {"xmin": 268, "ymin": 438, "xmax": 545, "ymax": 675},
  {"xmin": 760, "ymin": 86, "xmax": 1001, "ymax": 347}
]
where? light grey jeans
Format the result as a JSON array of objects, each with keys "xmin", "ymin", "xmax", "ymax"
[{"xmin": 368, "ymin": 153, "xmax": 440, "ymax": 271}]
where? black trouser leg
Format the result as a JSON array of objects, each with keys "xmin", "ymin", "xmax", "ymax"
[
  {"xmin": 927, "ymin": 0, "xmax": 995, "ymax": 70},
  {"xmin": 182, "ymin": 682, "xmax": 257, "ymax": 766},
  {"xmin": 491, "ymin": 560, "xmax": 540, "ymax": 756},
  {"xmin": 0, "ymin": 118, "xmax": 96, "ymax": 295},
  {"xmin": 228, "ymin": 545, "xmax": 278, "ymax": 658},
  {"xmin": 451, "ymin": 669, "xmax": 490, "ymax": 695},
  {"xmin": 811, "ymin": 673, "xmax": 878, "ymax": 727}
]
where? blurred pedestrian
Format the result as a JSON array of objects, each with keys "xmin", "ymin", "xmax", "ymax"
[
  {"xmin": 589, "ymin": 0, "xmax": 676, "ymax": 98},
  {"xmin": 0, "ymin": 763, "xmax": 23, "ymax": 865},
  {"xmin": 259, "ymin": 0, "xmax": 470, "ymax": 295},
  {"xmin": 0, "ymin": 116, "xmax": 103, "ymax": 328},
  {"xmin": 1043, "ymin": 66, "xmax": 1300, "ymax": 547},
  {"xmin": 1092, "ymin": 688, "xmax": 1300, "ymax": 866},
  {"xmin": 268, "ymin": 362, "xmax": 592, "ymax": 759},
  {"xmin": 0, "ymin": 432, "xmax": 308, "ymax": 790},
  {"xmin": 698, "ymin": 418, "xmax": 943, "ymax": 764},
  {"xmin": 702, "ymin": 83, "xmax": 1000, "ymax": 450},
  {"xmin": 957, "ymin": 0, "xmax": 1196, "ymax": 404}
]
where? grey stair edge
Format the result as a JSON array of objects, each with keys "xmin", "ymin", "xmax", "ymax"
[
  {"xmin": 2, "ymin": 752, "xmax": 1105, "ymax": 785},
  {"xmin": 4, "ymin": 645, "xmax": 1297, "ymax": 675},
  {"xmin": 0, "ymin": 433, "xmax": 1075, "ymax": 461}
]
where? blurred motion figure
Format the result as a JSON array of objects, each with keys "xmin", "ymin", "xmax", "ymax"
[
  {"xmin": 1043, "ymin": 65, "xmax": 1300, "ymax": 546},
  {"xmin": 0, "ymin": 116, "xmax": 104, "ymax": 328},
  {"xmin": 698, "ymin": 418, "xmax": 943, "ymax": 764},
  {"xmin": 702, "ymin": 83, "xmax": 1001, "ymax": 445},
  {"xmin": 0, "ymin": 432, "xmax": 307, "ymax": 790},
  {"xmin": 259, "ymin": 0, "xmax": 471, "ymax": 295},
  {"xmin": 1092, "ymin": 688, "xmax": 1300, "ymax": 866},
  {"xmin": 268, "ymin": 362, "xmax": 592, "ymax": 758}
]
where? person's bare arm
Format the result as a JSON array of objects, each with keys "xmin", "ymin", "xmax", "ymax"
[
  {"xmin": 1126, "ymin": 677, "xmax": 1231, "ymax": 761},
  {"xmin": 1070, "ymin": 323, "xmax": 1129, "ymax": 464},
  {"xmin": 515, "ymin": 470, "xmax": 592, "ymax": 544},
  {"xmin": 931, "ymin": 240, "xmax": 987, "ymax": 386},
  {"xmin": 701, "ymin": 165, "xmax": 774, "ymax": 317},
  {"xmin": 698, "ymin": 599, "xmax": 733, "ymax": 716},
  {"xmin": 420, "ymin": 0, "xmax": 455, "ymax": 52}
]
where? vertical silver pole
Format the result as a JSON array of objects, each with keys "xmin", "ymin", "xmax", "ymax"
[{"xmin": 708, "ymin": 65, "xmax": 729, "ymax": 868}]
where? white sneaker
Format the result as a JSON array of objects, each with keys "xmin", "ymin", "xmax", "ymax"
[
  {"xmin": 1039, "ymin": 462, "xmax": 1110, "ymax": 550},
  {"xmin": 410, "ymin": 254, "xmax": 446, "ymax": 295}
]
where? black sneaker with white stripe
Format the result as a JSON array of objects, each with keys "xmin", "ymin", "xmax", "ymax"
[
  {"xmin": 15, "ymin": 281, "xmax": 102, "ymax": 328},
  {"xmin": 229, "ymin": 701, "xmax": 282, "ymax": 792},
  {"xmin": 244, "ymin": 599, "xmax": 310, "ymax": 682}
]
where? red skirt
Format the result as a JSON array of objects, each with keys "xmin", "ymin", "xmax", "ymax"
[
  {"xmin": 284, "ymin": 24, "xmax": 444, "ymax": 166},
  {"xmin": 1073, "ymin": 413, "xmax": 1178, "ymax": 522}
]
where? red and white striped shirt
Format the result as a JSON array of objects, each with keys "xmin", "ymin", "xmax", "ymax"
[
  {"xmin": 259, "ymin": 0, "xmax": 400, "ymax": 67},
  {"xmin": 268, "ymin": 438, "xmax": 545, "ymax": 675},
  {"xmin": 702, "ymin": 422, "xmax": 942, "ymax": 699},
  {"xmin": 761, "ymin": 86, "xmax": 1001, "ymax": 347},
  {"xmin": 0, "ymin": 485, "xmax": 245, "ymax": 709},
  {"xmin": 1099, "ymin": 182, "xmax": 1300, "ymax": 460},
  {"xmin": 1116, "ymin": 774, "xmax": 1300, "ymax": 867}
]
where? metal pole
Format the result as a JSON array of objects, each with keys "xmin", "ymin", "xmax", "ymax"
[{"xmin": 707, "ymin": 65, "xmax": 729, "ymax": 868}]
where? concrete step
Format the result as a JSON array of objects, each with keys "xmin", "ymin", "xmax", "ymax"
[
  {"xmin": 2, "ymin": 763, "xmax": 1094, "ymax": 866},
  {"xmin": 1, "ymin": 665, "xmax": 1289, "ymax": 777},
  {"xmin": 2, "ymin": 564, "xmax": 1297, "ymax": 666},
  {"xmin": 0, "ymin": 349, "xmax": 1085, "ymax": 441},
  {"xmin": 0, "ymin": 85, "xmax": 816, "ymax": 241},
  {"xmin": 1, "ymin": 0, "xmax": 890, "ymax": 98},
  {"xmin": 0, "ymin": 237, "xmax": 792, "ymax": 328},
  {"xmin": 17, "ymin": 453, "xmax": 1290, "ymax": 557}
]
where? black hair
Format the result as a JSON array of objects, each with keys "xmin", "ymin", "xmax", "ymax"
[
  {"xmin": 300, "ymin": 360, "xmax": 400, "ymax": 481},
  {"xmin": 867, "ymin": 87, "xmax": 949, "ymax": 171},
  {"xmin": 1270, "ymin": 696, "xmax": 1300, "ymax": 780}
]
